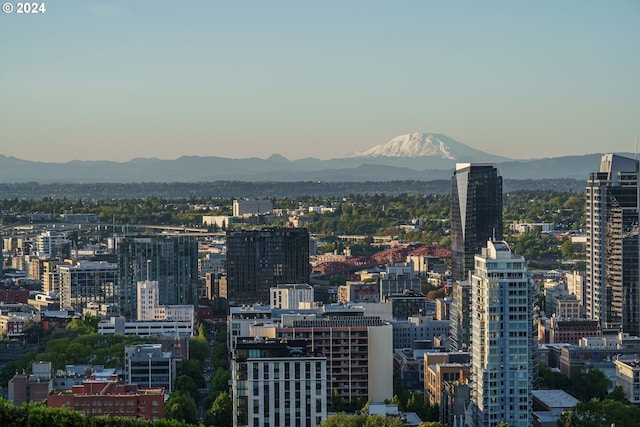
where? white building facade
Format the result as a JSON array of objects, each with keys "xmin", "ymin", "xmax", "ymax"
[{"xmin": 470, "ymin": 241, "xmax": 536, "ymax": 427}]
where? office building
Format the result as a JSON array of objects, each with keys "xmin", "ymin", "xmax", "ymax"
[
  {"xmin": 233, "ymin": 199, "xmax": 273, "ymax": 217},
  {"xmin": 450, "ymin": 163, "xmax": 502, "ymax": 354},
  {"xmin": 379, "ymin": 262, "xmax": 422, "ymax": 298},
  {"xmin": 451, "ymin": 163, "xmax": 503, "ymax": 282},
  {"xmin": 586, "ymin": 154, "xmax": 640, "ymax": 335},
  {"xmin": 469, "ymin": 241, "xmax": 536, "ymax": 427},
  {"xmin": 270, "ymin": 284, "xmax": 314, "ymax": 309},
  {"xmin": 116, "ymin": 235, "xmax": 198, "ymax": 318},
  {"xmin": 232, "ymin": 338, "xmax": 327, "ymax": 427},
  {"xmin": 59, "ymin": 261, "xmax": 118, "ymax": 312},
  {"xmin": 137, "ymin": 280, "xmax": 194, "ymax": 322},
  {"xmin": 124, "ymin": 344, "xmax": 179, "ymax": 393},
  {"xmin": 225, "ymin": 227, "xmax": 310, "ymax": 304}
]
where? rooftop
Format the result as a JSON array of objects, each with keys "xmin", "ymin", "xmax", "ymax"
[{"xmin": 532, "ymin": 389, "xmax": 579, "ymax": 409}]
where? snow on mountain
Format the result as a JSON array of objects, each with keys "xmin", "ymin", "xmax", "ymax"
[{"xmin": 352, "ymin": 132, "xmax": 511, "ymax": 163}]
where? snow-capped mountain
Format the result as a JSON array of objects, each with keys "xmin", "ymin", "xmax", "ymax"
[{"xmin": 352, "ymin": 132, "xmax": 511, "ymax": 163}]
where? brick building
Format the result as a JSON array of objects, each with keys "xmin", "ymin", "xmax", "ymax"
[{"xmin": 47, "ymin": 378, "xmax": 164, "ymax": 421}]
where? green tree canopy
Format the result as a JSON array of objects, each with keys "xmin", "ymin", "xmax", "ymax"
[
  {"xmin": 558, "ymin": 398, "xmax": 640, "ymax": 427},
  {"xmin": 204, "ymin": 391, "xmax": 232, "ymax": 427},
  {"xmin": 165, "ymin": 391, "xmax": 198, "ymax": 426},
  {"xmin": 319, "ymin": 413, "xmax": 404, "ymax": 427},
  {"xmin": 173, "ymin": 375, "xmax": 200, "ymax": 403}
]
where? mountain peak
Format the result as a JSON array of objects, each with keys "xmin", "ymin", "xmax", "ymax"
[
  {"xmin": 267, "ymin": 153, "xmax": 289, "ymax": 162},
  {"xmin": 353, "ymin": 133, "xmax": 455, "ymax": 158},
  {"xmin": 352, "ymin": 132, "xmax": 511, "ymax": 163}
]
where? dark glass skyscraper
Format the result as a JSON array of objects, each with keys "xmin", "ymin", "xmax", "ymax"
[
  {"xmin": 586, "ymin": 154, "xmax": 640, "ymax": 335},
  {"xmin": 225, "ymin": 227, "xmax": 310, "ymax": 304},
  {"xmin": 450, "ymin": 163, "xmax": 503, "ymax": 282},
  {"xmin": 116, "ymin": 235, "xmax": 199, "ymax": 318}
]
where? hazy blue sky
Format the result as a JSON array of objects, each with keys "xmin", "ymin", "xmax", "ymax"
[{"xmin": 1, "ymin": 1, "xmax": 638, "ymax": 162}]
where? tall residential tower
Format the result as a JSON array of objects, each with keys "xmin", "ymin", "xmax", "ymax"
[{"xmin": 469, "ymin": 241, "xmax": 536, "ymax": 427}]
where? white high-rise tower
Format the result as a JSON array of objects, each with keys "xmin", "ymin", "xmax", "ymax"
[{"xmin": 469, "ymin": 241, "xmax": 536, "ymax": 427}]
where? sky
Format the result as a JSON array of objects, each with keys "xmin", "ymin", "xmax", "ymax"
[{"xmin": 1, "ymin": 1, "xmax": 639, "ymax": 163}]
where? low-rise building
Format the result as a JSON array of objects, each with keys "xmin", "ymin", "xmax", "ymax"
[
  {"xmin": 423, "ymin": 352, "xmax": 470, "ymax": 407},
  {"xmin": 125, "ymin": 344, "xmax": 180, "ymax": 393},
  {"xmin": 98, "ymin": 316, "xmax": 193, "ymax": 337},
  {"xmin": 531, "ymin": 389, "xmax": 579, "ymax": 427},
  {"xmin": 614, "ymin": 358, "xmax": 640, "ymax": 404},
  {"xmin": 337, "ymin": 282, "xmax": 379, "ymax": 304},
  {"xmin": 47, "ymin": 378, "xmax": 164, "ymax": 421},
  {"xmin": 8, "ymin": 361, "xmax": 53, "ymax": 406}
]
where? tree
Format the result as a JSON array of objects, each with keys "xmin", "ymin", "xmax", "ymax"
[
  {"xmin": 330, "ymin": 389, "xmax": 347, "ymax": 412},
  {"xmin": 204, "ymin": 391, "xmax": 232, "ymax": 427},
  {"xmin": 206, "ymin": 368, "xmax": 230, "ymax": 400},
  {"xmin": 189, "ymin": 335, "xmax": 211, "ymax": 362},
  {"xmin": 560, "ymin": 239, "xmax": 573, "ymax": 258},
  {"xmin": 165, "ymin": 391, "xmax": 198, "ymax": 425},
  {"xmin": 173, "ymin": 375, "xmax": 200, "ymax": 403},
  {"xmin": 67, "ymin": 316, "xmax": 100, "ymax": 335},
  {"xmin": 181, "ymin": 358, "xmax": 206, "ymax": 389},
  {"xmin": 319, "ymin": 413, "xmax": 404, "ymax": 427},
  {"xmin": 418, "ymin": 423, "xmax": 448, "ymax": 427},
  {"xmin": 606, "ymin": 385, "xmax": 629, "ymax": 404},
  {"xmin": 538, "ymin": 364, "xmax": 572, "ymax": 392},
  {"xmin": 571, "ymin": 369, "xmax": 609, "ymax": 401},
  {"xmin": 558, "ymin": 398, "xmax": 640, "ymax": 427}
]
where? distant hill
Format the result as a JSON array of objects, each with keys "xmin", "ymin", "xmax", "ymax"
[{"xmin": 0, "ymin": 133, "xmax": 622, "ymax": 184}]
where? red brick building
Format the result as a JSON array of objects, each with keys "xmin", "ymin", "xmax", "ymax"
[
  {"xmin": 47, "ymin": 378, "xmax": 164, "ymax": 421},
  {"xmin": 0, "ymin": 289, "xmax": 29, "ymax": 304}
]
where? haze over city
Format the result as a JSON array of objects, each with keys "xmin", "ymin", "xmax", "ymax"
[{"xmin": 1, "ymin": 1, "xmax": 638, "ymax": 163}]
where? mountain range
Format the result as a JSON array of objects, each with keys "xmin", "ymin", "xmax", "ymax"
[{"xmin": 0, "ymin": 133, "xmax": 615, "ymax": 183}]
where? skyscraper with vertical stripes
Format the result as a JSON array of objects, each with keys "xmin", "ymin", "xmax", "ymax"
[{"xmin": 585, "ymin": 154, "xmax": 640, "ymax": 335}]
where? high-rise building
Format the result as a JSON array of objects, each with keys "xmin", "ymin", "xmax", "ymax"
[
  {"xmin": 469, "ymin": 241, "xmax": 536, "ymax": 427},
  {"xmin": 116, "ymin": 236, "xmax": 198, "ymax": 318},
  {"xmin": 35, "ymin": 230, "xmax": 71, "ymax": 260},
  {"xmin": 449, "ymin": 280, "xmax": 471, "ymax": 352},
  {"xmin": 225, "ymin": 227, "xmax": 310, "ymax": 304},
  {"xmin": 451, "ymin": 163, "xmax": 503, "ymax": 282},
  {"xmin": 586, "ymin": 154, "xmax": 640, "ymax": 335},
  {"xmin": 276, "ymin": 316, "xmax": 393, "ymax": 406},
  {"xmin": 231, "ymin": 338, "xmax": 327, "ymax": 427},
  {"xmin": 59, "ymin": 261, "xmax": 118, "ymax": 312},
  {"xmin": 450, "ymin": 163, "xmax": 502, "ymax": 353}
]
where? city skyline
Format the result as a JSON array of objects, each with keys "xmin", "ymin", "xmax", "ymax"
[{"xmin": 1, "ymin": 1, "xmax": 639, "ymax": 163}]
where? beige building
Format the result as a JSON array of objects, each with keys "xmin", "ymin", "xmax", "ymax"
[
  {"xmin": 614, "ymin": 358, "xmax": 640, "ymax": 404},
  {"xmin": 423, "ymin": 352, "xmax": 470, "ymax": 406}
]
